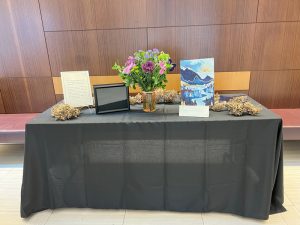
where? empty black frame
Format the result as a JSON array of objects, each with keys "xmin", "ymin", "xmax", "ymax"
[{"xmin": 94, "ymin": 83, "xmax": 130, "ymax": 114}]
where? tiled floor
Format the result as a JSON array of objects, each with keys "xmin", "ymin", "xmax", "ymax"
[{"xmin": 0, "ymin": 142, "xmax": 300, "ymax": 225}]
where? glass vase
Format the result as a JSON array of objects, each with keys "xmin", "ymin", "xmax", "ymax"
[{"xmin": 142, "ymin": 91, "xmax": 156, "ymax": 112}]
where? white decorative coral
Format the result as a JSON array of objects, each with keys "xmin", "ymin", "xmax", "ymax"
[
  {"xmin": 211, "ymin": 94, "xmax": 262, "ymax": 116},
  {"xmin": 51, "ymin": 104, "xmax": 81, "ymax": 121}
]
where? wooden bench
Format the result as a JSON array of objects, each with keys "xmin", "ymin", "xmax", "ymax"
[
  {"xmin": 53, "ymin": 72, "xmax": 251, "ymax": 96},
  {"xmin": 271, "ymin": 109, "xmax": 300, "ymax": 140},
  {"xmin": 0, "ymin": 114, "xmax": 37, "ymax": 144}
]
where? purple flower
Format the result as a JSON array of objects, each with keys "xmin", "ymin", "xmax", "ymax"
[
  {"xmin": 168, "ymin": 58, "xmax": 176, "ymax": 72},
  {"xmin": 142, "ymin": 61, "xmax": 155, "ymax": 73},
  {"xmin": 153, "ymin": 48, "xmax": 159, "ymax": 54},
  {"xmin": 170, "ymin": 63, "xmax": 176, "ymax": 72},
  {"xmin": 145, "ymin": 51, "xmax": 154, "ymax": 59}
]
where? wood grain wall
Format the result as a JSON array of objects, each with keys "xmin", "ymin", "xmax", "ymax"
[{"xmin": 0, "ymin": 0, "xmax": 300, "ymax": 113}]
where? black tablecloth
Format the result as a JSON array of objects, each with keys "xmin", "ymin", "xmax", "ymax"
[{"xmin": 21, "ymin": 99, "xmax": 285, "ymax": 219}]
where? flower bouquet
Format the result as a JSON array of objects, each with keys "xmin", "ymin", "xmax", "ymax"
[{"xmin": 112, "ymin": 49, "xmax": 176, "ymax": 112}]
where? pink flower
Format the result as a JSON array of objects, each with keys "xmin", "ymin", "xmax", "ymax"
[
  {"xmin": 123, "ymin": 62, "xmax": 135, "ymax": 74},
  {"xmin": 125, "ymin": 56, "xmax": 135, "ymax": 66},
  {"xmin": 159, "ymin": 61, "xmax": 166, "ymax": 75}
]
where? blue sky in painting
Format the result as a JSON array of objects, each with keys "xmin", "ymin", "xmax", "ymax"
[{"xmin": 180, "ymin": 58, "xmax": 214, "ymax": 79}]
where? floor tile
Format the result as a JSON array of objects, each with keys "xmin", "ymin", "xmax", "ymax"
[
  {"xmin": 123, "ymin": 210, "xmax": 203, "ymax": 225},
  {"xmin": 283, "ymin": 194, "xmax": 293, "ymax": 207},
  {"xmin": 43, "ymin": 209, "xmax": 126, "ymax": 225},
  {"xmin": 0, "ymin": 210, "xmax": 52, "ymax": 225},
  {"xmin": 202, "ymin": 212, "xmax": 286, "ymax": 225},
  {"xmin": 82, "ymin": 209, "xmax": 125, "ymax": 225},
  {"xmin": 45, "ymin": 209, "xmax": 85, "ymax": 225},
  {"xmin": 280, "ymin": 205, "xmax": 300, "ymax": 225}
]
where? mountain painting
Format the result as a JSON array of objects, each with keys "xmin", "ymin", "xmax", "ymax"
[{"xmin": 180, "ymin": 58, "xmax": 214, "ymax": 106}]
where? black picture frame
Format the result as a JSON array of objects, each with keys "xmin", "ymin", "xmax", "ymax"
[{"xmin": 94, "ymin": 83, "xmax": 130, "ymax": 114}]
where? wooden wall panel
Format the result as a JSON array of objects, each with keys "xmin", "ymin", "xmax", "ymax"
[
  {"xmin": 146, "ymin": 0, "xmax": 176, "ymax": 28},
  {"xmin": 289, "ymin": 71, "xmax": 300, "ymax": 107},
  {"xmin": 39, "ymin": 0, "xmax": 257, "ymax": 30},
  {"xmin": 26, "ymin": 78, "xmax": 56, "ymax": 112},
  {"xmin": 0, "ymin": 0, "xmax": 51, "ymax": 77},
  {"xmin": 46, "ymin": 29, "xmax": 147, "ymax": 76},
  {"xmin": 55, "ymin": 94, "xmax": 64, "ymax": 103},
  {"xmin": 46, "ymin": 31, "xmax": 100, "ymax": 76},
  {"xmin": 0, "ymin": 78, "xmax": 31, "ymax": 113},
  {"xmin": 39, "ymin": 0, "xmax": 96, "ymax": 31},
  {"xmin": 249, "ymin": 70, "xmax": 300, "ymax": 108},
  {"xmin": 147, "ymin": 0, "xmax": 258, "ymax": 27},
  {"xmin": 148, "ymin": 24, "xmax": 255, "ymax": 72},
  {"xmin": 0, "ymin": 91, "xmax": 5, "ymax": 113},
  {"xmin": 0, "ymin": 0, "xmax": 22, "ymax": 78},
  {"xmin": 97, "ymin": 29, "xmax": 148, "ymax": 75},
  {"xmin": 94, "ymin": 0, "xmax": 147, "ymax": 29},
  {"xmin": 0, "ymin": 78, "xmax": 56, "ymax": 113},
  {"xmin": 257, "ymin": 0, "xmax": 300, "ymax": 22},
  {"xmin": 252, "ymin": 22, "xmax": 300, "ymax": 70}
]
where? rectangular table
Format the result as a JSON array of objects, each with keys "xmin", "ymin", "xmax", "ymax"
[{"xmin": 21, "ymin": 99, "xmax": 285, "ymax": 219}]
